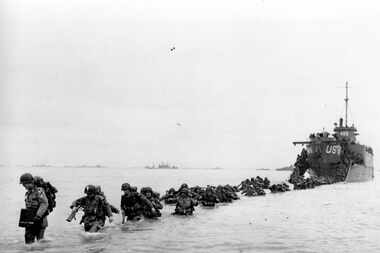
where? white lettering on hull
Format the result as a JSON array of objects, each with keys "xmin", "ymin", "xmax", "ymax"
[{"xmin": 325, "ymin": 145, "xmax": 341, "ymax": 155}]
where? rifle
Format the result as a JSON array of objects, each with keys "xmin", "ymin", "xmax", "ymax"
[{"xmin": 66, "ymin": 206, "xmax": 81, "ymax": 222}]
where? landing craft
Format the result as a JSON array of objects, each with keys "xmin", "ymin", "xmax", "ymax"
[{"xmin": 292, "ymin": 82, "xmax": 374, "ymax": 183}]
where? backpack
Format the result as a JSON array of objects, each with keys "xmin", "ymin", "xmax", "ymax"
[{"xmin": 42, "ymin": 182, "xmax": 58, "ymax": 213}]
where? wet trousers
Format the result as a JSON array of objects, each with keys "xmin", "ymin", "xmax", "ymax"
[
  {"xmin": 84, "ymin": 219, "xmax": 105, "ymax": 232},
  {"xmin": 25, "ymin": 225, "xmax": 45, "ymax": 244}
]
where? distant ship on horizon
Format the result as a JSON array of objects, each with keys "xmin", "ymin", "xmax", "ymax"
[
  {"xmin": 145, "ymin": 162, "xmax": 179, "ymax": 169},
  {"xmin": 63, "ymin": 164, "xmax": 106, "ymax": 168}
]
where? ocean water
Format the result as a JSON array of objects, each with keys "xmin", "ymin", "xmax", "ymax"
[{"xmin": 1, "ymin": 166, "xmax": 379, "ymax": 253}]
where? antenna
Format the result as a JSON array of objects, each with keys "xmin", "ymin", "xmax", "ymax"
[{"xmin": 345, "ymin": 81, "xmax": 349, "ymax": 127}]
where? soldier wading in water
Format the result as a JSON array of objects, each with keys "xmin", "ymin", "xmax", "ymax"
[
  {"xmin": 173, "ymin": 188, "xmax": 198, "ymax": 215},
  {"xmin": 120, "ymin": 183, "xmax": 156, "ymax": 223},
  {"xmin": 19, "ymin": 173, "xmax": 50, "ymax": 244},
  {"xmin": 140, "ymin": 187, "xmax": 163, "ymax": 218},
  {"xmin": 67, "ymin": 185, "xmax": 113, "ymax": 232}
]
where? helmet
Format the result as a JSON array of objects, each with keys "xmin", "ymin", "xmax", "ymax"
[
  {"xmin": 19, "ymin": 173, "xmax": 34, "ymax": 184},
  {"xmin": 130, "ymin": 186, "xmax": 137, "ymax": 192},
  {"xmin": 121, "ymin": 183, "xmax": 131, "ymax": 191},
  {"xmin": 84, "ymin": 184, "xmax": 96, "ymax": 194},
  {"xmin": 180, "ymin": 183, "xmax": 188, "ymax": 189},
  {"xmin": 141, "ymin": 187, "xmax": 153, "ymax": 194}
]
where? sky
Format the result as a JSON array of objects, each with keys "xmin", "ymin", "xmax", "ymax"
[{"xmin": 1, "ymin": 0, "xmax": 380, "ymax": 168}]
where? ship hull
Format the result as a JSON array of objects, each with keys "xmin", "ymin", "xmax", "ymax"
[
  {"xmin": 308, "ymin": 149, "xmax": 374, "ymax": 183},
  {"xmin": 345, "ymin": 150, "xmax": 374, "ymax": 182},
  {"xmin": 345, "ymin": 164, "xmax": 374, "ymax": 182}
]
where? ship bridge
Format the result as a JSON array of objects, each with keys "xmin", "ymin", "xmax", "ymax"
[{"xmin": 333, "ymin": 117, "xmax": 358, "ymax": 143}]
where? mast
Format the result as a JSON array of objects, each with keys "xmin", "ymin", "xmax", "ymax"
[{"xmin": 345, "ymin": 81, "xmax": 349, "ymax": 127}]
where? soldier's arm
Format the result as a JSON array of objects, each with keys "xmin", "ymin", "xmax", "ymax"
[
  {"xmin": 139, "ymin": 194, "xmax": 154, "ymax": 209},
  {"xmin": 153, "ymin": 199, "xmax": 163, "ymax": 209},
  {"xmin": 120, "ymin": 196, "xmax": 126, "ymax": 224},
  {"xmin": 106, "ymin": 204, "xmax": 112, "ymax": 217},
  {"xmin": 70, "ymin": 196, "xmax": 85, "ymax": 208},
  {"xmin": 70, "ymin": 199, "xmax": 79, "ymax": 209},
  {"xmin": 120, "ymin": 196, "xmax": 125, "ymax": 211},
  {"xmin": 101, "ymin": 197, "xmax": 113, "ymax": 217},
  {"xmin": 36, "ymin": 189, "xmax": 49, "ymax": 218},
  {"xmin": 110, "ymin": 204, "xmax": 119, "ymax": 214}
]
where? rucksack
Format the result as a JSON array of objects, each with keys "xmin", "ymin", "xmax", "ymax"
[{"xmin": 41, "ymin": 181, "xmax": 58, "ymax": 213}]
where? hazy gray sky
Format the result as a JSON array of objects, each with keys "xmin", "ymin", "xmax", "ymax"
[{"xmin": 1, "ymin": 0, "xmax": 380, "ymax": 168}]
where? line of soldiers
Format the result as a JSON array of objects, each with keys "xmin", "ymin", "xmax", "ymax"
[
  {"xmin": 65, "ymin": 182, "xmax": 243, "ymax": 232},
  {"xmin": 160, "ymin": 183, "xmax": 240, "ymax": 209},
  {"xmin": 238, "ymin": 176, "xmax": 270, "ymax": 197},
  {"xmin": 269, "ymin": 183, "xmax": 291, "ymax": 193},
  {"xmin": 65, "ymin": 183, "xmax": 164, "ymax": 232},
  {"xmin": 289, "ymin": 175, "xmax": 333, "ymax": 190},
  {"xmin": 19, "ymin": 171, "xmax": 331, "ymax": 244}
]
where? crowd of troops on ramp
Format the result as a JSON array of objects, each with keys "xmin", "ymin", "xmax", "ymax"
[{"xmin": 18, "ymin": 161, "xmax": 334, "ymax": 244}]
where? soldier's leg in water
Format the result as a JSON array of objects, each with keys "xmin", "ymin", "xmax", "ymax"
[
  {"xmin": 35, "ymin": 217, "xmax": 47, "ymax": 241},
  {"xmin": 143, "ymin": 208, "xmax": 156, "ymax": 218},
  {"xmin": 87, "ymin": 223, "xmax": 99, "ymax": 232},
  {"xmin": 127, "ymin": 215, "xmax": 141, "ymax": 221},
  {"xmin": 154, "ymin": 210, "xmax": 162, "ymax": 217},
  {"xmin": 86, "ymin": 220, "xmax": 103, "ymax": 233},
  {"xmin": 24, "ymin": 227, "xmax": 36, "ymax": 244},
  {"xmin": 127, "ymin": 212, "xmax": 141, "ymax": 221},
  {"xmin": 175, "ymin": 207, "xmax": 185, "ymax": 215},
  {"xmin": 36, "ymin": 228, "xmax": 45, "ymax": 241},
  {"xmin": 84, "ymin": 222, "xmax": 92, "ymax": 232}
]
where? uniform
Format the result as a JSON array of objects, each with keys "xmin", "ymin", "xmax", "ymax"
[
  {"xmin": 121, "ymin": 192, "xmax": 153, "ymax": 221},
  {"xmin": 72, "ymin": 195, "xmax": 112, "ymax": 232},
  {"xmin": 140, "ymin": 187, "xmax": 162, "ymax": 218},
  {"xmin": 24, "ymin": 187, "xmax": 49, "ymax": 244},
  {"xmin": 173, "ymin": 189, "xmax": 198, "ymax": 215},
  {"xmin": 200, "ymin": 188, "xmax": 219, "ymax": 207}
]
